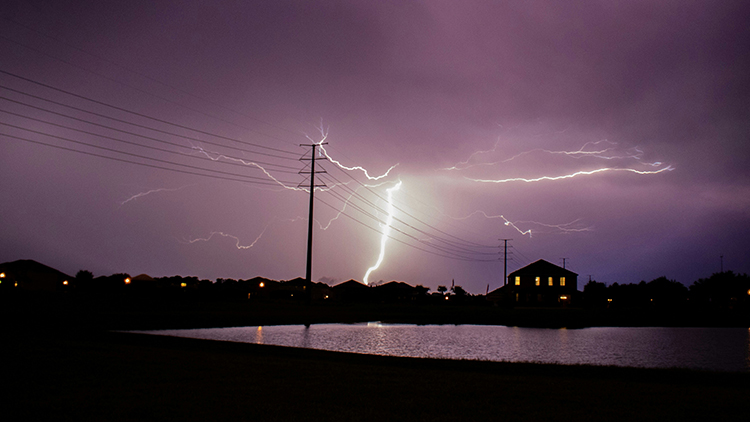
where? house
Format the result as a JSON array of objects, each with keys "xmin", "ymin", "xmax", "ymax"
[
  {"xmin": 0, "ymin": 259, "xmax": 73, "ymax": 292},
  {"xmin": 331, "ymin": 279, "xmax": 371, "ymax": 302},
  {"xmin": 487, "ymin": 259, "xmax": 578, "ymax": 306},
  {"xmin": 374, "ymin": 281, "xmax": 419, "ymax": 302}
]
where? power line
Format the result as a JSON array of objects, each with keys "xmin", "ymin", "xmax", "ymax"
[
  {"xmin": 323, "ymin": 162, "xmax": 498, "ymax": 250},
  {"xmin": 0, "ymin": 106, "xmax": 300, "ymax": 174},
  {"xmin": 0, "ymin": 28, "xmax": 303, "ymax": 145},
  {"xmin": 319, "ymin": 184, "xmax": 496, "ymax": 261},
  {"xmin": 320, "ymin": 171, "xmax": 497, "ymax": 257},
  {"xmin": 0, "ymin": 131, "xmax": 292, "ymax": 187},
  {"xmin": 0, "ymin": 87, "xmax": 300, "ymax": 162},
  {"xmin": 0, "ymin": 125, "xmax": 298, "ymax": 185},
  {"xmin": 314, "ymin": 196, "xmax": 495, "ymax": 262},
  {"xmin": 0, "ymin": 69, "xmax": 301, "ymax": 156}
]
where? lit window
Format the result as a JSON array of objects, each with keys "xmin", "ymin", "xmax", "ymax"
[
  {"xmin": 515, "ymin": 276, "xmax": 520, "ymax": 286},
  {"xmin": 548, "ymin": 277, "xmax": 553, "ymax": 286},
  {"xmin": 560, "ymin": 277, "xmax": 565, "ymax": 286},
  {"xmin": 535, "ymin": 277, "xmax": 540, "ymax": 286}
]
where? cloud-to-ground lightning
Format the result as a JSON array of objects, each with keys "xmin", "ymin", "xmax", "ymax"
[
  {"xmin": 363, "ymin": 180, "xmax": 402, "ymax": 285},
  {"xmin": 467, "ymin": 166, "xmax": 674, "ymax": 184},
  {"xmin": 120, "ymin": 185, "xmax": 194, "ymax": 205}
]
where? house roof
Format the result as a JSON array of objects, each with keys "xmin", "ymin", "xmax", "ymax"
[
  {"xmin": 332, "ymin": 279, "xmax": 368, "ymax": 290},
  {"xmin": 375, "ymin": 281, "xmax": 415, "ymax": 291},
  {"xmin": 509, "ymin": 259, "xmax": 578, "ymax": 277},
  {"xmin": 0, "ymin": 259, "xmax": 73, "ymax": 281}
]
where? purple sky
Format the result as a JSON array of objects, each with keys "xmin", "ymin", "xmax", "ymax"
[{"xmin": 1, "ymin": 0, "xmax": 749, "ymax": 293}]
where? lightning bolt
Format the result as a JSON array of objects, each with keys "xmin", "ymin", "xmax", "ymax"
[
  {"xmin": 190, "ymin": 146, "xmax": 307, "ymax": 192},
  {"xmin": 444, "ymin": 139, "xmax": 666, "ymax": 172},
  {"xmin": 363, "ymin": 180, "xmax": 402, "ymax": 285},
  {"xmin": 467, "ymin": 166, "xmax": 674, "ymax": 184},
  {"xmin": 513, "ymin": 219, "xmax": 594, "ymax": 234},
  {"xmin": 441, "ymin": 138, "xmax": 501, "ymax": 171},
  {"xmin": 186, "ymin": 229, "xmax": 268, "ymax": 250},
  {"xmin": 120, "ymin": 185, "xmax": 194, "ymax": 205},
  {"xmin": 306, "ymin": 125, "xmax": 398, "ymax": 181},
  {"xmin": 449, "ymin": 210, "xmax": 533, "ymax": 237}
]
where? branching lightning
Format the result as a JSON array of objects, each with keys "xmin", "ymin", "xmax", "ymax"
[
  {"xmin": 190, "ymin": 146, "xmax": 306, "ymax": 192},
  {"xmin": 307, "ymin": 125, "xmax": 398, "ymax": 181},
  {"xmin": 120, "ymin": 184, "xmax": 194, "ymax": 205},
  {"xmin": 363, "ymin": 180, "xmax": 402, "ymax": 285},
  {"xmin": 467, "ymin": 165, "xmax": 674, "ymax": 184},
  {"xmin": 186, "ymin": 230, "xmax": 267, "ymax": 250},
  {"xmin": 443, "ymin": 139, "xmax": 668, "ymax": 172},
  {"xmin": 441, "ymin": 138, "xmax": 501, "ymax": 171},
  {"xmin": 449, "ymin": 210, "xmax": 533, "ymax": 237}
]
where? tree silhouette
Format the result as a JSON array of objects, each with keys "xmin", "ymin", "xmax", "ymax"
[
  {"xmin": 437, "ymin": 285, "xmax": 447, "ymax": 295},
  {"xmin": 451, "ymin": 285, "xmax": 468, "ymax": 297}
]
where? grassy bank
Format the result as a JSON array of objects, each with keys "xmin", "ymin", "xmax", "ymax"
[{"xmin": 3, "ymin": 328, "xmax": 748, "ymax": 421}]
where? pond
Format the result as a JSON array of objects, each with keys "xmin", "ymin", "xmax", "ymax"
[{"xmin": 134, "ymin": 324, "xmax": 750, "ymax": 372}]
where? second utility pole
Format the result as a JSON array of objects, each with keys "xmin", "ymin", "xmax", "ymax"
[
  {"xmin": 300, "ymin": 142, "xmax": 327, "ymax": 284},
  {"xmin": 500, "ymin": 239, "xmax": 512, "ymax": 286}
]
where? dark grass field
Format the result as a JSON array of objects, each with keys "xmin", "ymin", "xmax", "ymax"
[
  {"xmin": 2, "ymin": 295, "xmax": 749, "ymax": 421},
  {"xmin": 3, "ymin": 327, "xmax": 749, "ymax": 422}
]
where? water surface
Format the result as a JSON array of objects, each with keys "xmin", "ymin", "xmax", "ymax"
[{"xmin": 135, "ymin": 324, "xmax": 750, "ymax": 372}]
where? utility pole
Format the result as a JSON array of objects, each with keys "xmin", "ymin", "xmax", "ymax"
[
  {"xmin": 299, "ymin": 142, "xmax": 327, "ymax": 284},
  {"xmin": 500, "ymin": 239, "xmax": 512, "ymax": 286},
  {"xmin": 561, "ymin": 257, "xmax": 569, "ymax": 269}
]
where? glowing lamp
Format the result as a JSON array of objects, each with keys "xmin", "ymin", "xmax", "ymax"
[
  {"xmin": 747, "ymin": 289, "xmax": 750, "ymax": 296},
  {"xmin": 180, "ymin": 282, "xmax": 187, "ymax": 288},
  {"xmin": 607, "ymin": 298, "xmax": 613, "ymax": 302},
  {"xmin": 259, "ymin": 282, "xmax": 265, "ymax": 288},
  {"xmin": 124, "ymin": 278, "xmax": 131, "ymax": 284},
  {"xmin": 445, "ymin": 295, "xmax": 449, "ymax": 300},
  {"xmin": 0, "ymin": 272, "xmax": 5, "ymax": 278},
  {"xmin": 63, "ymin": 280, "xmax": 68, "ymax": 286},
  {"xmin": 560, "ymin": 295, "xmax": 568, "ymax": 300}
]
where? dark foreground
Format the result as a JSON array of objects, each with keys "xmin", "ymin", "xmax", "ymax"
[{"xmin": 3, "ymin": 327, "xmax": 749, "ymax": 422}]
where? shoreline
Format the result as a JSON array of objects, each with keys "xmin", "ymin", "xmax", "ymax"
[{"xmin": 4, "ymin": 293, "xmax": 748, "ymax": 331}]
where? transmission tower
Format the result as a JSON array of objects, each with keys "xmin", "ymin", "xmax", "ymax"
[{"xmin": 299, "ymin": 142, "xmax": 328, "ymax": 284}]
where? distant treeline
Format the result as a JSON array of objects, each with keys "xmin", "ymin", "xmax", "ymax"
[
  {"xmin": 584, "ymin": 272, "xmax": 750, "ymax": 310},
  {"xmin": 4, "ymin": 262, "xmax": 749, "ymax": 310},
  {"xmin": 64, "ymin": 270, "xmax": 750, "ymax": 310},
  {"xmin": 67, "ymin": 271, "xmax": 482, "ymax": 304}
]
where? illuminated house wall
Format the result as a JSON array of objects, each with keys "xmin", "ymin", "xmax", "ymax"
[{"xmin": 504, "ymin": 259, "xmax": 578, "ymax": 305}]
